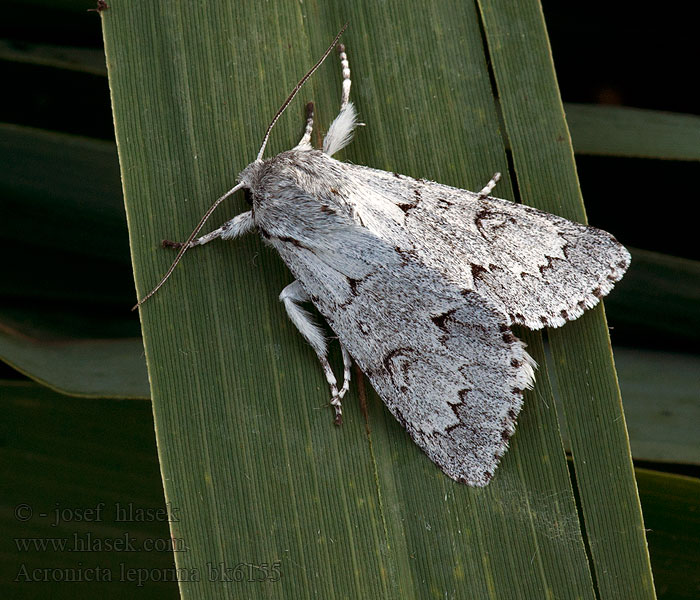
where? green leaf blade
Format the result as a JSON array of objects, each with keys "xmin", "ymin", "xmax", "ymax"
[
  {"xmin": 565, "ymin": 103, "xmax": 700, "ymax": 161},
  {"xmin": 102, "ymin": 1, "xmax": 647, "ymax": 597},
  {"xmin": 477, "ymin": 1, "xmax": 656, "ymax": 597}
]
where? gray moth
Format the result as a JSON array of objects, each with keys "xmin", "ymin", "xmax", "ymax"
[{"xmin": 137, "ymin": 27, "xmax": 630, "ymax": 487}]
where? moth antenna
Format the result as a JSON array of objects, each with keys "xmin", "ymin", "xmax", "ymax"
[
  {"xmin": 134, "ymin": 25, "xmax": 349, "ymax": 310},
  {"xmin": 132, "ymin": 181, "xmax": 245, "ymax": 310},
  {"xmin": 256, "ymin": 22, "xmax": 348, "ymax": 161}
]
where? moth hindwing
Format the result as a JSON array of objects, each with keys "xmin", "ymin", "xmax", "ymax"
[{"xmin": 146, "ymin": 31, "xmax": 630, "ymax": 487}]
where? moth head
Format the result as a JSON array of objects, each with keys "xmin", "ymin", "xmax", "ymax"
[{"xmin": 236, "ymin": 159, "xmax": 265, "ymax": 206}]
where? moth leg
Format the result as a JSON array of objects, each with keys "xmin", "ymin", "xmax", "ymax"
[
  {"xmin": 476, "ymin": 172, "xmax": 501, "ymax": 200},
  {"xmin": 162, "ymin": 211, "xmax": 254, "ymax": 249},
  {"xmin": 296, "ymin": 101, "xmax": 315, "ymax": 149},
  {"xmin": 320, "ymin": 356, "xmax": 344, "ymax": 425},
  {"xmin": 322, "ymin": 44, "xmax": 359, "ymax": 156},
  {"xmin": 279, "ymin": 281, "xmax": 345, "ymax": 425},
  {"xmin": 338, "ymin": 44, "xmax": 351, "ymax": 109},
  {"xmin": 337, "ymin": 344, "xmax": 352, "ymax": 400}
]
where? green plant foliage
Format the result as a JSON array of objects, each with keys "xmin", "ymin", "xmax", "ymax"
[
  {"xmin": 5, "ymin": 1, "xmax": 699, "ymax": 598},
  {"xmin": 606, "ymin": 248, "xmax": 700, "ymax": 347},
  {"xmin": 613, "ymin": 349, "xmax": 700, "ymax": 465},
  {"xmin": 2, "ymin": 382, "xmax": 693, "ymax": 598},
  {"xmin": 565, "ymin": 103, "xmax": 700, "ymax": 161},
  {"xmin": 0, "ymin": 321, "xmax": 147, "ymax": 398},
  {"xmin": 637, "ymin": 469, "xmax": 700, "ymax": 600},
  {"xmin": 477, "ymin": 2, "xmax": 655, "ymax": 596},
  {"xmin": 0, "ymin": 381, "xmax": 177, "ymax": 600},
  {"xmin": 97, "ymin": 0, "xmax": 659, "ymax": 597}
]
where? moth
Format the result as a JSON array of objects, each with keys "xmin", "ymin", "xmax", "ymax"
[{"xmin": 136, "ymin": 26, "xmax": 630, "ymax": 486}]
